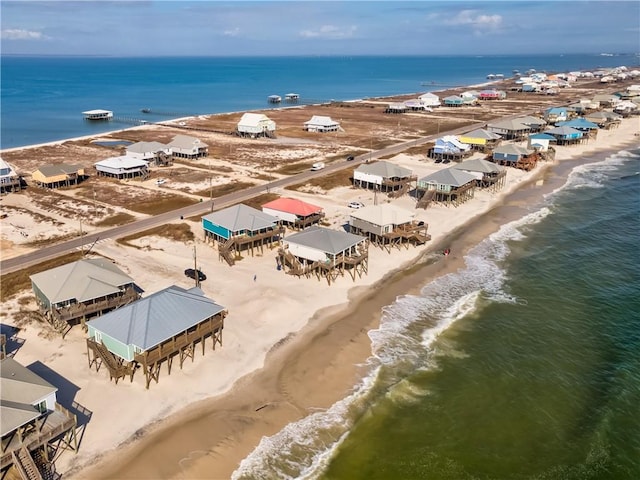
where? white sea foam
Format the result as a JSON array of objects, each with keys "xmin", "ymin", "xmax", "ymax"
[{"xmin": 231, "ymin": 203, "xmax": 558, "ymax": 480}]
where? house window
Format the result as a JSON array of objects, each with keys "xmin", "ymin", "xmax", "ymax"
[{"xmin": 36, "ymin": 400, "xmax": 47, "ymax": 414}]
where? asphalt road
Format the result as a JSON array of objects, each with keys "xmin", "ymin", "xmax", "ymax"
[{"xmin": 0, "ymin": 124, "xmax": 482, "ymax": 275}]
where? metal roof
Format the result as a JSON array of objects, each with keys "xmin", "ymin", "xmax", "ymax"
[
  {"xmin": 202, "ymin": 204, "xmax": 278, "ymax": 233},
  {"xmin": 515, "ymin": 115, "xmax": 547, "ymax": 127},
  {"xmin": 1, "ymin": 358, "xmax": 57, "ymax": 436},
  {"xmin": 557, "ymin": 118, "xmax": 599, "ymax": 129},
  {"xmin": 94, "ymin": 156, "xmax": 149, "ymax": 169},
  {"xmin": 29, "ymin": 258, "xmax": 134, "ymax": 305},
  {"xmin": 126, "ymin": 141, "xmax": 168, "ymax": 153},
  {"xmin": 238, "ymin": 113, "xmax": 273, "ymax": 126},
  {"xmin": 355, "ymin": 161, "xmax": 413, "ymax": 179},
  {"xmin": 419, "ymin": 167, "xmax": 477, "ymax": 187},
  {"xmin": 35, "ymin": 163, "xmax": 83, "ymax": 177},
  {"xmin": 349, "ymin": 203, "xmax": 414, "ymax": 226},
  {"xmin": 461, "ymin": 128, "xmax": 502, "ymax": 140},
  {"xmin": 168, "ymin": 134, "xmax": 207, "ymax": 149},
  {"xmin": 262, "ymin": 197, "xmax": 323, "ymax": 216},
  {"xmin": 304, "ymin": 115, "xmax": 339, "ymax": 126},
  {"xmin": 86, "ymin": 285, "xmax": 226, "ymax": 352},
  {"xmin": 493, "ymin": 144, "xmax": 534, "ymax": 155},
  {"xmin": 488, "ymin": 119, "xmax": 531, "ymax": 131},
  {"xmin": 453, "ymin": 158, "xmax": 504, "ymax": 174},
  {"xmin": 284, "ymin": 226, "xmax": 366, "ymax": 255},
  {"xmin": 545, "ymin": 126, "xmax": 584, "ymax": 136}
]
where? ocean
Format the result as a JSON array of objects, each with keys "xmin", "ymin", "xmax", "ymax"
[
  {"xmin": 232, "ymin": 147, "xmax": 640, "ymax": 479},
  {"xmin": 0, "ymin": 53, "xmax": 636, "ymax": 150}
]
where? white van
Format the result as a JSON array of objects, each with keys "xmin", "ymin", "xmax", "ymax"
[{"xmin": 311, "ymin": 162, "xmax": 325, "ymax": 171}]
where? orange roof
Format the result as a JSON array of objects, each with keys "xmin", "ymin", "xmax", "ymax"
[{"xmin": 262, "ymin": 197, "xmax": 323, "ymax": 216}]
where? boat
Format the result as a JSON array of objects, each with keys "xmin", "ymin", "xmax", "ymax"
[{"xmin": 141, "ymin": 108, "xmax": 152, "ymax": 113}]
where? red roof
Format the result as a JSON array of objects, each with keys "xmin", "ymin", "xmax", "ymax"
[{"xmin": 262, "ymin": 197, "xmax": 323, "ymax": 216}]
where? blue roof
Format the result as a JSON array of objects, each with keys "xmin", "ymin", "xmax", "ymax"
[
  {"xmin": 529, "ymin": 133, "xmax": 557, "ymax": 140},
  {"xmin": 557, "ymin": 118, "xmax": 599, "ymax": 129}
]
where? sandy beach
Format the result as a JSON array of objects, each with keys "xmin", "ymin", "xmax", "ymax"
[{"xmin": 1, "ymin": 102, "xmax": 637, "ymax": 480}]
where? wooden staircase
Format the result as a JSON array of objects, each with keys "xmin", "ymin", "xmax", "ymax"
[
  {"xmin": 416, "ymin": 190, "xmax": 435, "ymax": 209},
  {"xmin": 218, "ymin": 238, "xmax": 236, "ymax": 266},
  {"xmin": 87, "ymin": 339, "xmax": 132, "ymax": 383},
  {"xmin": 12, "ymin": 446, "xmax": 43, "ymax": 480}
]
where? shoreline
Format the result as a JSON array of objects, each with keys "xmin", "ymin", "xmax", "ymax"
[{"xmin": 69, "ymin": 123, "xmax": 640, "ymax": 480}]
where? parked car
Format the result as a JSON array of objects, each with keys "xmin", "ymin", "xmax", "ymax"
[
  {"xmin": 156, "ymin": 178, "xmax": 166, "ymax": 185},
  {"xmin": 346, "ymin": 155, "xmax": 355, "ymax": 161},
  {"xmin": 311, "ymin": 162, "xmax": 325, "ymax": 171},
  {"xmin": 184, "ymin": 268, "xmax": 206, "ymax": 282},
  {"xmin": 348, "ymin": 201, "xmax": 364, "ymax": 209}
]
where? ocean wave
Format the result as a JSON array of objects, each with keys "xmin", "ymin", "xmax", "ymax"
[
  {"xmin": 549, "ymin": 148, "xmax": 640, "ymax": 194},
  {"xmin": 231, "ymin": 204, "xmax": 555, "ymax": 480}
]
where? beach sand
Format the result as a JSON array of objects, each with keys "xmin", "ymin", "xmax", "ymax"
[
  {"xmin": 1, "ymin": 105, "xmax": 638, "ymax": 480},
  {"xmin": 16, "ymin": 119, "xmax": 629, "ymax": 479}
]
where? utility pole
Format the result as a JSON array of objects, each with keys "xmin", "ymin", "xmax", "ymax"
[
  {"xmin": 193, "ymin": 243, "xmax": 200, "ymax": 288},
  {"xmin": 92, "ymin": 186, "xmax": 97, "ymax": 217},
  {"xmin": 79, "ymin": 219, "xmax": 83, "ymax": 256}
]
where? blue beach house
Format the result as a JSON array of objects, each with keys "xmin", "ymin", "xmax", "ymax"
[
  {"xmin": 202, "ymin": 204, "xmax": 282, "ymax": 265},
  {"xmin": 491, "ymin": 144, "xmax": 534, "ymax": 165},
  {"xmin": 544, "ymin": 107, "xmax": 568, "ymax": 123},
  {"xmin": 544, "ymin": 126, "xmax": 585, "ymax": 145}
]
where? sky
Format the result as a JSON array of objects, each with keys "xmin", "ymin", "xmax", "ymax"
[{"xmin": 1, "ymin": 1, "xmax": 639, "ymax": 57}]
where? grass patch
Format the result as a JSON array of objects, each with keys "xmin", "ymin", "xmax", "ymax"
[
  {"xmin": 192, "ymin": 181, "xmax": 256, "ymax": 198},
  {"xmin": 273, "ymin": 162, "xmax": 314, "ymax": 175},
  {"xmin": 1, "ymin": 251, "xmax": 85, "ymax": 302},
  {"xmin": 239, "ymin": 193, "xmax": 280, "ymax": 210},
  {"xmin": 117, "ymin": 223, "xmax": 194, "ymax": 248},
  {"xmin": 286, "ymin": 169, "xmax": 353, "ymax": 191},
  {"xmin": 94, "ymin": 212, "xmax": 137, "ymax": 227}
]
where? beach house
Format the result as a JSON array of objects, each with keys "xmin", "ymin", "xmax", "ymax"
[
  {"xmin": 443, "ymin": 95, "xmax": 464, "ymax": 107},
  {"xmin": 528, "ymin": 133, "xmax": 558, "ymax": 153},
  {"xmin": 544, "ymin": 107, "xmax": 569, "ymax": 123},
  {"xmin": 278, "ymin": 226, "xmax": 369, "ymax": 285},
  {"xmin": 303, "ymin": 116, "xmax": 340, "ymax": 133},
  {"xmin": 94, "ymin": 156, "xmax": 149, "ymax": 180},
  {"xmin": 428, "ymin": 135, "xmax": 472, "ymax": 162},
  {"xmin": 31, "ymin": 164, "xmax": 86, "ymax": 188},
  {"xmin": 237, "ymin": 113, "xmax": 276, "ymax": 138},
  {"xmin": 261, "ymin": 197, "xmax": 325, "ymax": 230},
  {"xmin": 202, "ymin": 204, "xmax": 283, "ymax": 266},
  {"xmin": 515, "ymin": 116, "xmax": 547, "ymax": 133},
  {"xmin": 384, "ymin": 103, "xmax": 408, "ymax": 114},
  {"xmin": 452, "ymin": 158, "xmax": 507, "ymax": 192},
  {"xmin": 29, "ymin": 258, "xmax": 140, "ymax": 336},
  {"xmin": 487, "ymin": 119, "xmax": 531, "ymax": 141},
  {"xmin": 491, "ymin": 144, "xmax": 537, "ymax": 170},
  {"xmin": 0, "ymin": 357, "xmax": 78, "ymax": 476},
  {"xmin": 86, "ymin": 285, "xmax": 226, "ymax": 389},
  {"xmin": 348, "ymin": 204, "xmax": 430, "ymax": 251},
  {"xmin": 167, "ymin": 134, "xmax": 208, "ymax": 159},
  {"xmin": 544, "ymin": 126, "xmax": 585, "ymax": 145},
  {"xmin": 418, "ymin": 92, "xmax": 441, "ymax": 107},
  {"xmin": 459, "ymin": 128, "xmax": 502, "ymax": 153},
  {"xmin": 584, "ymin": 111, "xmax": 622, "ymax": 129},
  {"xmin": 352, "ymin": 161, "xmax": 416, "ymax": 197},
  {"xmin": 126, "ymin": 141, "xmax": 172, "ymax": 166},
  {"xmin": 0, "ymin": 158, "xmax": 22, "ymax": 194},
  {"xmin": 416, "ymin": 167, "xmax": 476, "ymax": 207}
]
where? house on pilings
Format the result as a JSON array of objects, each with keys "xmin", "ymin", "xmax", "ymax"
[
  {"xmin": 353, "ymin": 161, "xmax": 417, "ymax": 198},
  {"xmin": 428, "ymin": 135, "xmax": 472, "ymax": 163},
  {"xmin": 416, "ymin": 168, "xmax": 476, "ymax": 208},
  {"xmin": 126, "ymin": 141, "xmax": 173, "ymax": 166},
  {"xmin": 459, "ymin": 128, "xmax": 503, "ymax": 153},
  {"xmin": 261, "ymin": 197, "xmax": 325, "ymax": 230},
  {"xmin": 490, "ymin": 143, "xmax": 538, "ymax": 171},
  {"xmin": 31, "ymin": 164, "xmax": 86, "ymax": 189},
  {"xmin": 202, "ymin": 204, "xmax": 284, "ymax": 266},
  {"xmin": 0, "ymin": 358, "xmax": 78, "ymax": 478},
  {"xmin": 452, "ymin": 158, "xmax": 507, "ymax": 192},
  {"xmin": 0, "ymin": 158, "xmax": 22, "ymax": 194},
  {"xmin": 348, "ymin": 204, "xmax": 430, "ymax": 252},
  {"xmin": 487, "ymin": 119, "xmax": 531, "ymax": 141},
  {"xmin": 544, "ymin": 126, "xmax": 586, "ymax": 146},
  {"xmin": 237, "ymin": 113, "xmax": 276, "ymax": 138},
  {"xmin": 29, "ymin": 259, "xmax": 140, "ymax": 337},
  {"xmin": 86, "ymin": 285, "xmax": 226, "ymax": 389},
  {"xmin": 278, "ymin": 226, "xmax": 369, "ymax": 285}
]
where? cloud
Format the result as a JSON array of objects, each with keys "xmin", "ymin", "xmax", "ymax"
[
  {"xmin": 445, "ymin": 10, "xmax": 502, "ymax": 32},
  {"xmin": 223, "ymin": 27, "xmax": 240, "ymax": 37},
  {"xmin": 299, "ymin": 25, "xmax": 357, "ymax": 39},
  {"xmin": 1, "ymin": 29, "xmax": 48, "ymax": 41}
]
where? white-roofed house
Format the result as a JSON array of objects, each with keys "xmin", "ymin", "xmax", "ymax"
[
  {"xmin": 384, "ymin": 103, "xmax": 407, "ymax": 114},
  {"xmin": 304, "ymin": 115, "xmax": 340, "ymax": 133},
  {"xmin": 416, "ymin": 167, "xmax": 476, "ymax": 208},
  {"xmin": 452, "ymin": 158, "xmax": 507, "ymax": 192},
  {"xmin": 126, "ymin": 141, "xmax": 172, "ymax": 166},
  {"xmin": 353, "ymin": 161, "xmax": 417, "ymax": 197},
  {"xmin": 29, "ymin": 258, "xmax": 140, "ymax": 335},
  {"xmin": 348, "ymin": 203, "xmax": 430, "ymax": 250},
  {"xmin": 201, "ymin": 204, "xmax": 284, "ymax": 266},
  {"xmin": 278, "ymin": 226, "xmax": 368, "ymax": 284},
  {"xmin": 167, "ymin": 134, "xmax": 208, "ymax": 159},
  {"xmin": 237, "ymin": 113, "xmax": 276, "ymax": 138},
  {"xmin": 418, "ymin": 92, "xmax": 441, "ymax": 107},
  {"xmin": 1, "ymin": 357, "xmax": 78, "ymax": 474},
  {"xmin": 94, "ymin": 156, "xmax": 149, "ymax": 179},
  {"xmin": 86, "ymin": 285, "xmax": 227, "ymax": 389},
  {"xmin": 0, "ymin": 157, "xmax": 22, "ymax": 193},
  {"xmin": 428, "ymin": 135, "xmax": 472, "ymax": 163}
]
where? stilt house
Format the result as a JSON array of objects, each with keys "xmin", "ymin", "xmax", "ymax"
[
  {"xmin": 94, "ymin": 156, "xmax": 149, "ymax": 180},
  {"xmin": 544, "ymin": 126, "xmax": 585, "ymax": 145},
  {"xmin": 202, "ymin": 204, "xmax": 283, "ymax": 266},
  {"xmin": 459, "ymin": 129, "xmax": 502, "ymax": 152},
  {"xmin": 491, "ymin": 144, "xmax": 537, "ymax": 170},
  {"xmin": 278, "ymin": 226, "xmax": 368, "ymax": 284},
  {"xmin": 348, "ymin": 204, "xmax": 430, "ymax": 251},
  {"xmin": 353, "ymin": 161, "xmax": 416, "ymax": 197},
  {"xmin": 416, "ymin": 168, "xmax": 476, "ymax": 207},
  {"xmin": 31, "ymin": 164, "xmax": 86, "ymax": 188},
  {"xmin": 428, "ymin": 135, "xmax": 472, "ymax": 162},
  {"xmin": 261, "ymin": 197, "xmax": 324, "ymax": 230},
  {"xmin": 487, "ymin": 119, "xmax": 531, "ymax": 141},
  {"xmin": 126, "ymin": 142, "xmax": 172, "ymax": 166},
  {"xmin": 86, "ymin": 285, "xmax": 226, "ymax": 389},
  {"xmin": 167, "ymin": 135, "xmax": 208, "ymax": 159},
  {"xmin": 1, "ymin": 358, "xmax": 78, "ymax": 477},
  {"xmin": 0, "ymin": 158, "xmax": 22, "ymax": 193},
  {"xmin": 452, "ymin": 158, "xmax": 506, "ymax": 192},
  {"xmin": 29, "ymin": 258, "xmax": 140, "ymax": 336},
  {"xmin": 237, "ymin": 113, "xmax": 276, "ymax": 138},
  {"xmin": 304, "ymin": 116, "xmax": 340, "ymax": 133}
]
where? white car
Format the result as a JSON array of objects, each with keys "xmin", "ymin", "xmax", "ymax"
[
  {"xmin": 156, "ymin": 178, "xmax": 166, "ymax": 185},
  {"xmin": 348, "ymin": 201, "xmax": 364, "ymax": 209}
]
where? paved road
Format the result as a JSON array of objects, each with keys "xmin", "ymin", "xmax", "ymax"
[{"xmin": 0, "ymin": 123, "xmax": 482, "ymax": 275}]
